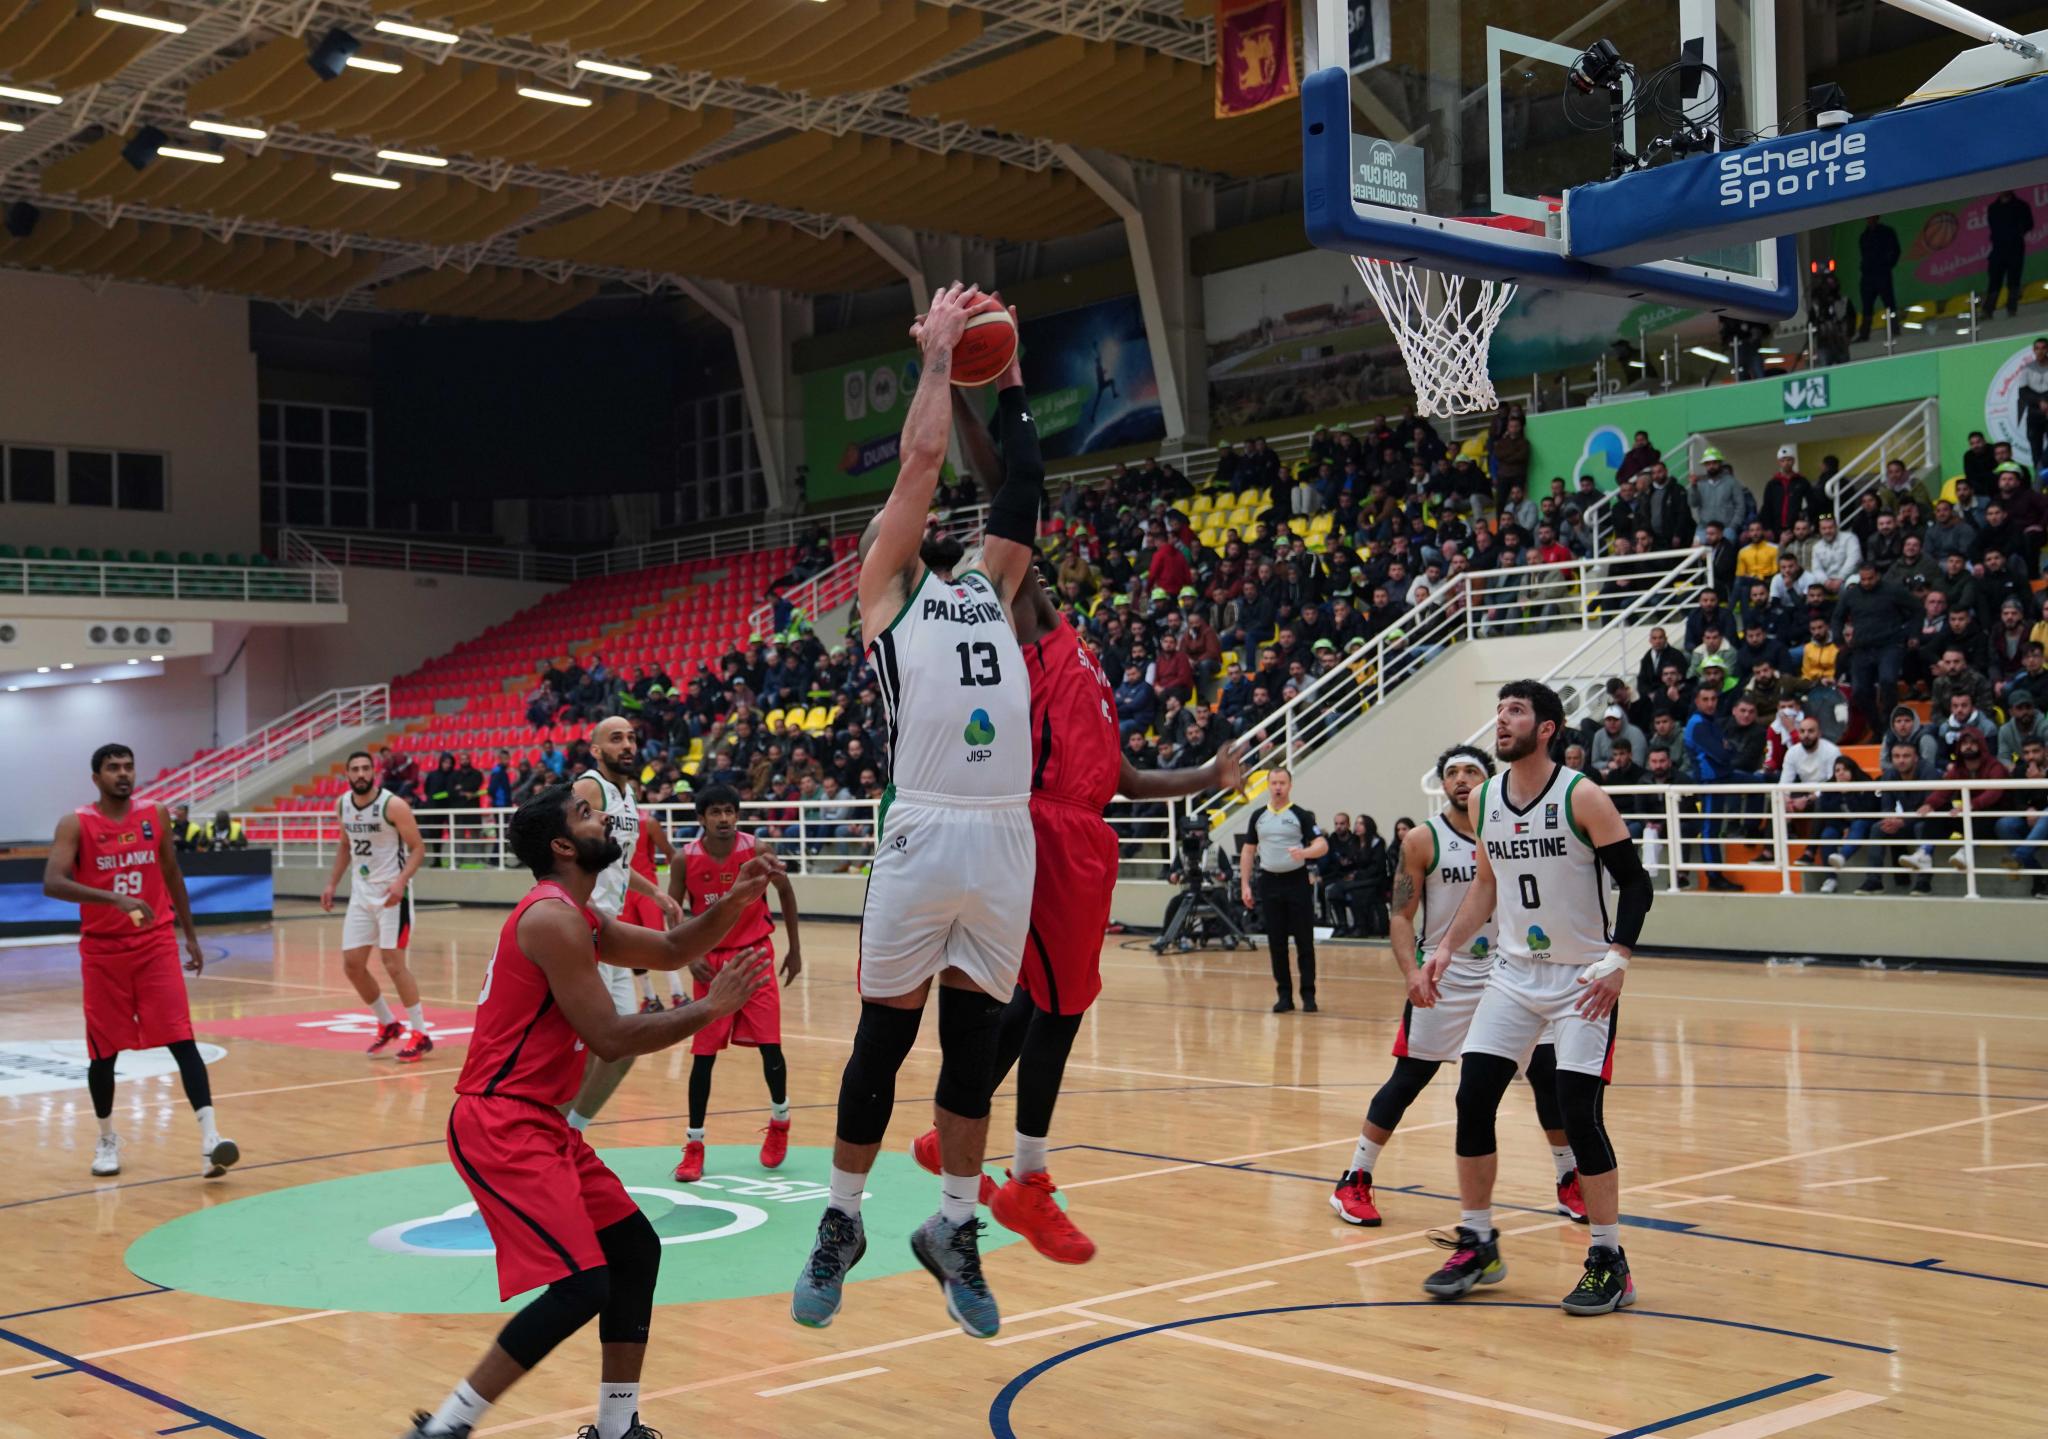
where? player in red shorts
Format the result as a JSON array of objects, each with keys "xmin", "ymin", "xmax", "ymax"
[
  {"xmin": 400, "ymin": 782, "xmax": 775, "ymax": 1439},
  {"xmin": 621, "ymin": 790, "xmax": 686, "ymax": 1013},
  {"xmin": 670, "ymin": 782, "xmax": 802, "ymax": 1183},
  {"xmin": 41, "ymin": 742, "xmax": 239, "ymax": 1180},
  {"xmin": 910, "ymin": 397, "xmax": 1246, "ymax": 1263}
]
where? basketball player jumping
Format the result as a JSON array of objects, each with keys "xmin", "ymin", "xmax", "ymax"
[
  {"xmin": 906, "ymin": 382, "xmax": 1247, "ymax": 1264},
  {"xmin": 563, "ymin": 717, "xmax": 684, "ymax": 1132},
  {"xmin": 1416, "ymin": 681, "xmax": 1652, "ymax": 1316},
  {"xmin": 400, "ymin": 782, "xmax": 775, "ymax": 1439},
  {"xmin": 672, "ymin": 782, "xmax": 802, "ymax": 1182},
  {"xmin": 320, "ymin": 751, "xmax": 431, "ymax": 1060},
  {"xmin": 41, "ymin": 744, "xmax": 239, "ymax": 1179},
  {"xmin": 792, "ymin": 282, "xmax": 1041, "ymax": 1339},
  {"xmin": 1331, "ymin": 744, "xmax": 1588, "ymax": 1227}
]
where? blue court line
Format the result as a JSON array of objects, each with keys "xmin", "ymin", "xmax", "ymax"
[
  {"xmin": 0, "ymin": 1325, "xmax": 265, "ymax": 1439},
  {"xmin": 1606, "ymin": 1373, "xmax": 1832, "ymax": 1438},
  {"xmin": 0, "ymin": 1286, "xmax": 170, "ymax": 1321},
  {"xmin": 31, "ymin": 1367, "xmax": 75, "ymax": 1378},
  {"xmin": 160, "ymin": 1424, "xmax": 208, "ymax": 1435},
  {"xmin": 987, "ymin": 1303, "xmax": 1888, "ymax": 1439}
]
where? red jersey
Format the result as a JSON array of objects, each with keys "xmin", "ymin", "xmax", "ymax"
[
  {"xmin": 72, "ymin": 803, "xmax": 172, "ymax": 951},
  {"xmin": 457, "ymin": 881, "xmax": 603, "ymax": 1107},
  {"xmin": 682, "ymin": 832, "xmax": 774, "ymax": 953},
  {"xmin": 631, "ymin": 814, "xmax": 659, "ymax": 880},
  {"xmin": 1024, "ymin": 615, "xmax": 1121, "ymax": 811}
]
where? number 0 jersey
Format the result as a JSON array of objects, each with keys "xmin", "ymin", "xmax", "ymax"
[
  {"xmin": 868, "ymin": 566, "xmax": 1029, "ymax": 801},
  {"xmin": 1416, "ymin": 813, "xmax": 1498, "ymax": 972},
  {"xmin": 1476, "ymin": 764, "xmax": 1610, "ymax": 968},
  {"xmin": 338, "ymin": 789, "xmax": 407, "ymax": 893}
]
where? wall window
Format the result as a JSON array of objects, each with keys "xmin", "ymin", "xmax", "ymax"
[
  {"xmin": 0, "ymin": 442, "xmax": 165, "ymax": 510},
  {"xmin": 259, "ymin": 400, "xmax": 488, "ymax": 536},
  {"xmin": 657, "ymin": 387, "xmax": 767, "ymax": 529}
]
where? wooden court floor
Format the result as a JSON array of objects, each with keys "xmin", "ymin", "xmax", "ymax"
[{"xmin": 1, "ymin": 901, "xmax": 2044, "ymax": 1438}]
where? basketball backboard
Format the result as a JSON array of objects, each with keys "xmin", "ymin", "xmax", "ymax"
[{"xmin": 1302, "ymin": 0, "xmax": 1798, "ymax": 318}]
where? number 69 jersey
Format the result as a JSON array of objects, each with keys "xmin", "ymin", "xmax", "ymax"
[
  {"xmin": 867, "ymin": 566, "xmax": 1029, "ymax": 800},
  {"xmin": 1476, "ymin": 765, "xmax": 1611, "ymax": 969}
]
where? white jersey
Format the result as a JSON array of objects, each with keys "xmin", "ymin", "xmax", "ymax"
[
  {"xmin": 339, "ymin": 790, "xmax": 406, "ymax": 894},
  {"xmin": 1417, "ymin": 814, "xmax": 1498, "ymax": 974},
  {"xmin": 1476, "ymin": 763, "xmax": 1610, "ymax": 967},
  {"xmin": 586, "ymin": 771, "xmax": 639, "ymax": 921},
  {"xmin": 868, "ymin": 566, "xmax": 1029, "ymax": 801}
]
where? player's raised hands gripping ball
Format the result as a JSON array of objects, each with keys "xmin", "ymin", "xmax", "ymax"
[
  {"xmin": 705, "ymin": 946, "xmax": 774, "ymax": 1016},
  {"xmin": 949, "ymin": 297, "xmax": 1020, "ymax": 388},
  {"xmin": 908, "ymin": 282, "xmax": 983, "ymax": 366}
]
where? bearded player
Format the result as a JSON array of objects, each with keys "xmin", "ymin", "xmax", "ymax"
[
  {"xmin": 399, "ymin": 782, "xmax": 775, "ymax": 1439},
  {"xmin": 1331, "ymin": 744, "xmax": 1587, "ymax": 1228},
  {"xmin": 904, "ymin": 383, "xmax": 1247, "ymax": 1264}
]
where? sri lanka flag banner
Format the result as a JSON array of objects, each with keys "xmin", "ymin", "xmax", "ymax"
[{"xmin": 1215, "ymin": 0, "xmax": 1298, "ymax": 118}]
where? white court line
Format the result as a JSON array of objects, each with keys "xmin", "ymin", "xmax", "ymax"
[
  {"xmin": 1663, "ymin": 1196, "xmax": 2048, "ymax": 1251},
  {"xmin": 1687, "ymin": 1390, "xmax": 1886, "ymax": 1437},
  {"xmin": 0, "ymin": 1309, "xmax": 344, "ymax": 1377},
  {"xmin": 1802, "ymin": 1175, "xmax": 1888, "ymax": 1190},
  {"xmin": 754, "ymin": 1367, "xmax": 887, "ymax": 1398},
  {"xmin": 779, "ymin": 1030, "xmax": 1339, "ymax": 1095},
  {"xmin": 1965, "ymin": 1161, "xmax": 2047, "ymax": 1173},
  {"xmin": 1630, "ymin": 1101, "xmax": 2048, "ymax": 1192},
  {"xmin": 1652, "ymin": 1194, "xmax": 1734, "ymax": 1210},
  {"xmin": 1065, "ymin": 1306, "xmax": 1609, "ymax": 1432},
  {"xmin": 1348, "ymin": 1246, "xmax": 1436, "ymax": 1269},
  {"xmin": 1062, "ymin": 1121, "xmax": 1453, "ymax": 1192},
  {"xmin": 1626, "ymin": 991, "xmax": 2039, "ymax": 1022},
  {"xmin": 0, "ymin": 1066, "xmax": 458, "ymax": 1125},
  {"xmin": 1177, "ymin": 1280, "xmax": 1277, "ymax": 1304},
  {"xmin": 988, "ymin": 1320, "xmax": 1100, "ymax": 1347}
]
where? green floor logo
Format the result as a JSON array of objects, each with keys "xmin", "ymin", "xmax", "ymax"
[{"xmin": 126, "ymin": 1146, "xmax": 1031, "ymax": 1315}]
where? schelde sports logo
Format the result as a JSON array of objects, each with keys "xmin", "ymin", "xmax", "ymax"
[
  {"xmin": 963, "ymin": 708, "xmax": 996, "ymax": 745},
  {"xmin": 1717, "ymin": 131, "xmax": 1867, "ymax": 209}
]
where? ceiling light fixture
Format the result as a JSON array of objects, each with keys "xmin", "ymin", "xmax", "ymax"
[
  {"xmin": 1687, "ymin": 346, "xmax": 1730, "ymax": 364},
  {"xmin": 373, "ymin": 18, "xmax": 460, "ymax": 43},
  {"xmin": 157, "ymin": 145, "xmax": 225, "ymax": 164},
  {"xmin": 332, "ymin": 170, "xmax": 402, "ymax": 189},
  {"xmin": 345, "ymin": 56, "xmax": 404, "ymax": 74},
  {"xmin": 58, "ymin": 662, "xmax": 74, "ymax": 670},
  {"xmin": 0, "ymin": 84, "xmax": 64, "ymax": 105},
  {"xmin": 92, "ymin": 677, "xmax": 104, "ymax": 684},
  {"xmin": 517, "ymin": 86, "xmax": 593, "ymax": 107},
  {"xmin": 575, "ymin": 58, "xmax": 652, "ymax": 81},
  {"xmin": 93, "ymin": 7, "xmax": 187, "ymax": 33},
  {"xmin": 376, "ymin": 148, "xmax": 447, "ymax": 167},
  {"xmin": 150, "ymin": 653, "xmax": 165, "ymax": 661},
  {"xmin": 189, "ymin": 118, "xmax": 267, "ymax": 140},
  {"xmin": 127, "ymin": 657, "xmax": 139, "ymax": 664},
  {"xmin": 0, "ymin": 121, "xmax": 21, "ymax": 133},
  {"xmin": 5, "ymin": 686, "xmax": 16, "ymax": 692},
  {"xmin": 35, "ymin": 666, "xmax": 50, "ymax": 674}
]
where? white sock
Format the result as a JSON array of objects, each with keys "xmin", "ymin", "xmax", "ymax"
[
  {"xmin": 668, "ymin": 976, "xmax": 687, "ymax": 1000},
  {"xmin": 770, "ymin": 1099, "xmax": 790, "ymax": 1122},
  {"xmin": 370, "ymin": 995, "xmax": 395, "ymax": 1025},
  {"xmin": 1551, "ymin": 1144, "xmax": 1577, "ymax": 1180},
  {"xmin": 98, "ymin": 1114, "xmax": 115, "ymax": 1139},
  {"xmin": 940, "ymin": 1171, "xmax": 981, "ymax": 1226},
  {"xmin": 637, "ymin": 972, "xmax": 657, "ymax": 1001},
  {"xmin": 1350, "ymin": 1135, "xmax": 1384, "ymax": 1178},
  {"xmin": 828, "ymin": 1165, "xmax": 866, "ymax": 1217},
  {"xmin": 407, "ymin": 1003, "xmax": 427, "ymax": 1031},
  {"xmin": 1461, "ymin": 1208, "xmax": 1495, "ymax": 1242},
  {"xmin": 596, "ymin": 1382, "xmax": 640, "ymax": 1439},
  {"xmin": 195, "ymin": 1105, "xmax": 220, "ymax": 1149},
  {"xmin": 1590, "ymin": 1221, "xmax": 1621, "ymax": 1254},
  {"xmin": 1013, "ymin": 1131, "xmax": 1049, "ymax": 1177},
  {"xmin": 427, "ymin": 1379, "xmax": 490, "ymax": 1435},
  {"xmin": 686, "ymin": 1127, "xmax": 705, "ymax": 1144},
  {"xmin": 566, "ymin": 1110, "xmax": 591, "ymax": 1132}
]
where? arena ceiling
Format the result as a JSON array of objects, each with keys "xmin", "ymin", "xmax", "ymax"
[{"xmin": 0, "ymin": 0, "xmax": 1293, "ymax": 320}]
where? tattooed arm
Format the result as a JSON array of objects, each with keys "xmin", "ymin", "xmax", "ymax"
[{"xmin": 1386, "ymin": 822, "xmax": 1433, "ymax": 1003}]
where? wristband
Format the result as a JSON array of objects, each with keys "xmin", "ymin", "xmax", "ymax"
[{"xmin": 1578, "ymin": 949, "xmax": 1629, "ymax": 983}]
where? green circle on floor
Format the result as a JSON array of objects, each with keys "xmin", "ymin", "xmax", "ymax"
[{"xmin": 126, "ymin": 1145, "xmax": 1025, "ymax": 1314}]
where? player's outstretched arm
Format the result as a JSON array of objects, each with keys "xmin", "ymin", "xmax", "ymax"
[
  {"xmin": 43, "ymin": 813, "xmax": 151, "ymax": 921},
  {"xmin": 318, "ymin": 808, "xmax": 351, "ymax": 912},
  {"xmin": 765, "ymin": 843, "xmax": 803, "ymax": 986},
  {"xmin": 154, "ymin": 807, "xmax": 205, "ymax": 972},
  {"xmin": 596, "ymin": 853, "xmax": 786, "ymax": 972},
  {"xmin": 520, "ymin": 902, "xmax": 771, "ymax": 1061},
  {"xmin": 1118, "ymin": 737, "xmax": 1250, "ymax": 802},
  {"xmin": 978, "ymin": 336, "xmax": 1043, "ymax": 607},
  {"xmin": 385, "ymin": 796, "xmax": 427, "ymax": 906},
  {"xmin": 1387, "ymin": 824, "xmax": 1434, "ymax": 998}
]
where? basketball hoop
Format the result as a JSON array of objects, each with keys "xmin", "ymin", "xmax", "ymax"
[{"xmin": 1350, "ymin": 212, "xmax": 1547, "ymax": 418}]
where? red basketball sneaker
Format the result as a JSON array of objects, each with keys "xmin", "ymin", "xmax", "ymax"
[
  {"xmin": 990, "ymin": 1170, "xmax": 1095, "ymax": 1264},
  {"xmin": 910, "ymin": 1128, "xmax": 997, "ymax": 1204},
  {"xmin": 674, "ymin": 1139, "xmax": 705, "ymax": 1183},
  {"xmin": 760, "ymin": 1118, "xmax": 791, "ymax": 1169},
  {"xmin": 395, "ymin": 1030, "xmax": 434, "ymax": 1064},
  {"xmin": 1330, "ymin": 1169, "xmax": 1382, "ymax": 1226},
  {"xmin": 365, "ymin": 1020, "xmax": 404, "ymax": 1055},
  {"xmin": 1556, "ymin": 1169, "xmax": 1589, "ymax": 1223}
]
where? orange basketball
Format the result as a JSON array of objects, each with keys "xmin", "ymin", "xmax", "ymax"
[{"xmin": 951, "ymin": 295, "xmax": 1019, "ymax": 387}]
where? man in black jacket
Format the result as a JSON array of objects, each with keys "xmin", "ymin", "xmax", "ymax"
[
  {"xmin": 1986, "ymin": 191, "xmax": 2034, "ymax": 317},
  {"xmin": 1855, "ymin": 216, "xmax": 1902, "ymax": 341},
  {"xmin": 1833, "ymin": 560, "xmax": 1918, "ymax": 729}
]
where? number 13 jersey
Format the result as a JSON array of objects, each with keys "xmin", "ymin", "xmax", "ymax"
[
  {"xmin": 868, "ymin": 566, "xmax": 1029, "ymax": 801},
  {"xmin": 1475, "ymin": 764, "xmax": 1610, "ymax": 968}
]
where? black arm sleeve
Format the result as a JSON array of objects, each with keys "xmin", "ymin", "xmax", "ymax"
[
  {"xmin": 985, "ymin": 385, "xmax": 1044, "ymax": 546},
  {"xmin": 1595, "ymin": 836, "xmax": 1653, "ymax": 949}
]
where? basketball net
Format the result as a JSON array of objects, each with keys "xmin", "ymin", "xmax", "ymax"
[{"xmin": 1351, "ymin": 254, "xmax": 1516, "ymax": 418}]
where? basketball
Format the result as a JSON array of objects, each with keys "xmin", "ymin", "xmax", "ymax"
[{"xmin": 950, "ymin": 295, "xmax": 1018, "ymax": 387}]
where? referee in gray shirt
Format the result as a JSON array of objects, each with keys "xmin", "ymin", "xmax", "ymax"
[{"xmin": 1239, "ymin": 767, "xmax": 1328, "ymax": 1012}]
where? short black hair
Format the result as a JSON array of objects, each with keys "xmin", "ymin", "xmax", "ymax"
[
  {"xmin": 346, "ymin": 750, "xmax": 374, "ymax": 766},
  {"xmin": 1497, "ymin": 679, "xmax": 1566, "ymax": 746},
  {"xmin": 1435, "ymin": 744, "xmax": 1494, "ymax": 780},
  {"xmin": 694, "ymin": 783, "xmax": 741, "ymax": 816},
  {"xmin": 90, "ymin": 743, "xmax": 133, "ymax": 774},
  {"xmin": 507, "ymin": 783, "xmax": 577, "ymax": 879}
]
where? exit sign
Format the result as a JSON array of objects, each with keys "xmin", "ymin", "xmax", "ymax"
[{"xmin": 1783, "ymin": 374, "xmax": 1830, "ymax": 415}]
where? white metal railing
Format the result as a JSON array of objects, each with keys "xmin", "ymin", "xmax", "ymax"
[
  {"xmin": 1583, "ymin": 434, "xmax": 1704, "ymax": 560},
  {"xmin": 744, "ymin": 503, "xmax": 990, "ymax": 639},
  {"xmin": 235, "ymin": 797, "xmax": 1177, "ymax": 882},
  {"xmin": 1603, "ymin": 776, "xmax": 2048, "ymax": 901},
  {"xmin": 0, "ymin": 554, "xmax": 343, "ymax": 605},
  {"xmin": 1827, "ymin": 398, "xmax": 1939, "ymax": 518},
  {"xmin": 141, "ymin": 684, "xmax": 390, "ymax": 812}
]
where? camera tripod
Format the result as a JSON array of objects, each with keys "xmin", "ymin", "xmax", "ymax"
[{"xmin": 1151, "ymin": 879, "xmax": 1254, "ymax": 953}]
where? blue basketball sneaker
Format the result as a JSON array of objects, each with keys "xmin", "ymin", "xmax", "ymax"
[
  {"xmin": 791, "ymin": 1207, "xmax": 865, "ymax": 1328},
  {"xmin": 910, "ymin": 1214, "xmax": 1000, "ymax": 1338}
]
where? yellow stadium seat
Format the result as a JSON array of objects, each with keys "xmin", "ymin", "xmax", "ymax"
[
  {"xmin": 1199, "ymin": 527, "xmax": 1221, "ymax": 548},
  {"xmin": 1287, "ymin": 517, "xmax": 1309, "ymax": 536},
  {"xmin": 686, "ymin": 737, "xmax": 704, "ymax": 760},
  {"xmin": 1310, "ymin": 513, "xmax": 1334, "ymax": 533},
  {"xmin": 765, "ymin": 707, "xmax": 786, "ymax": 728},
  {"xmin": 804, "ymin": 705, "xmax": 830, "ymax": 731},
  {"xmin": 1190, "ymin": 494, "xmax": 1214, "ymax": 515}
]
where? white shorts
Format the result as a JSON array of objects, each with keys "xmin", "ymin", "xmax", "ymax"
[
  {"xmin": 597, "ymin": 961, "xmax": 638, "ymax": 1017},
  {"xmin": 1462, "ymin": 953, "xmax": 1616, "ymax": 1080},
  {"xmin": 858, "ymin": 793, "xmax": 1035, "ymax": 1000},
  {"xmin": 341, "ymin": 887, "xmax": 412, "ymax": 951}
]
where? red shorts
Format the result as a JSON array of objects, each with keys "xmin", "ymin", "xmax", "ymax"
[
  {"xmin": 81, "ymin": 930, "xmax": 193, "ymax": 1060},
  {"xmin": 445, "ymin": 1093, "xmax": 640, "ymax": 1301},
  {"xmin": 1019, "ymin": 798, "xmax": 1119, "ymax": 1017},
  {"xmin": 691, "ymin": 945, "xmax": 781, "ymax": 1055},
  {"xmin": 619, "ymin": 889, "xmax": 664, "ymax": 930}
]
